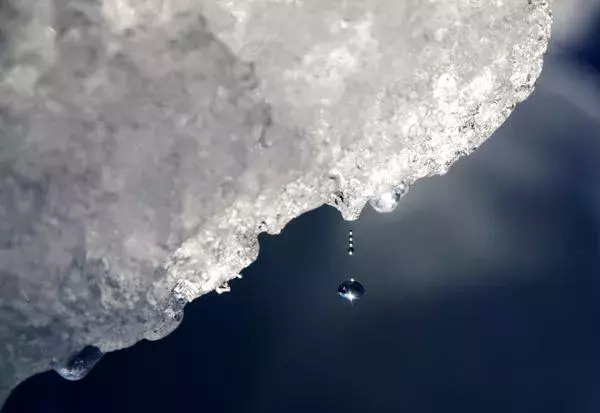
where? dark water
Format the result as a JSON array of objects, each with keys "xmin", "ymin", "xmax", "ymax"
[{"xmin": 5, "ymin": 18, "xmax": 600, "ymax": 413}]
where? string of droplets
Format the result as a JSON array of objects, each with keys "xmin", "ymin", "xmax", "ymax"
[
  {"xmin": 337, "ymin": 228, "xmax": 365, "ymax": 303},
  {"xmin": 348, "ymin": 229, "xmax": 354, "ymax": 256}
]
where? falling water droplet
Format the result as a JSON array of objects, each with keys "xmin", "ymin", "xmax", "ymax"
[
  {"xmin": 369, "ymin": 183, "xmax": 409, "ymax": 213},
  {"xmin": 337, "ymin": 278, "xmax": 365, "ymax": 302},
  {"xmin": 347, "ymin": 247, "xmax": 354, "ymax": 255},
  {"xmin": 54, "ymin": 345, "xmax": 104, "ymax": 381}
]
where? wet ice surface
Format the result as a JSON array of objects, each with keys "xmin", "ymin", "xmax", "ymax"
[{"xmin": 5, "ymin": 51, "xmax": 600, "ymax": 412}]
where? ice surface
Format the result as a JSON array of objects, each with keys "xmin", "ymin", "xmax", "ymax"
[{"xmin": 0, "ymin": 0, "xmax": 551, "ymax": 404}]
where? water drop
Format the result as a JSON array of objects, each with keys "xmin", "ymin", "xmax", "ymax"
[
  {"xmin": 53, "ymin": 345, "xmax": 104, "ymax": 381},
  {"xmin": 347, "ymin": 247, "xmax": 354, "ymax": 255},
  {"xmin": 369, "ymin": 190, "xmax": 399, "ymax": 213},
  {"xmin": 369, "ymin": 183, "xmax": 409, "ymax": 213},
  {"xmin": 337, "ymin": 278, "xmax": 365, "ymax": 302}
]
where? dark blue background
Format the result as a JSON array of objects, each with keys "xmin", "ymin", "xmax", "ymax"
[{"xmin": 5, "ymin": 11, "xmax": 600, "ymax": 413}]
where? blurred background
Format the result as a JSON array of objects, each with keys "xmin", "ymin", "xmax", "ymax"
[{"xmin": 5, "ymin": 1, "xmax": 600, "ymax": 412}]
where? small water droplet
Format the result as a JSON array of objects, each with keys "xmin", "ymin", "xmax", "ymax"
[
  {"xmin": 347, "ymin": 229, "xmax": 355, "ymax": 254},
  {"xmin": 337, "ymin": 278, "xmax": 365, "ymax": 302},
  {"xmin": 369, "ymin": 190, "xmax": 399, "ymax": 213},
  {"xmin": 369, "ymin": 183, "xmax": 409, "ymax": 213},
  {"xmin": 54, "ymin": 346, "xmax": 103, "ymax": 381}
]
